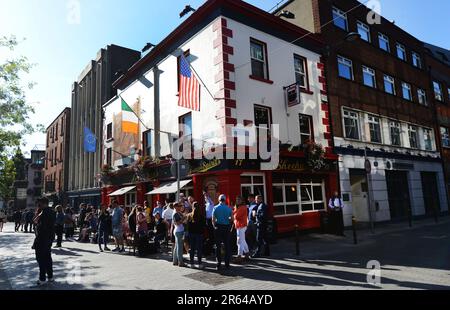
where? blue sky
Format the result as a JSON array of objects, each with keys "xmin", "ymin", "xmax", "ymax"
[{"xmin": 0, "ymin": 0, "xmax": 449, "ymax": 155}]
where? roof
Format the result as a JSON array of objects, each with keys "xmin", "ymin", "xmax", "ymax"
[
  {"xmin": 46, "ymin": 107, "xmax": 71, "ymax": 130},
  {"xmin": 113, "ymin": 0, "xmax": 324, "ymax": 89},
  {"xmin": 424, "ymin": 43, "xmax": 450, "ymax": 67}
]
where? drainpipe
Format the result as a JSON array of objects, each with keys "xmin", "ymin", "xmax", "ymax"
[{"xmin": 154, "ymin": 66, "xmax": 161, "ymax": 158}]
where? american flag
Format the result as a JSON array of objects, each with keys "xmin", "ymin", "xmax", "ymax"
[{"xmin": 178, "ymin": 54, "xmax": 200, "ymax": 111}]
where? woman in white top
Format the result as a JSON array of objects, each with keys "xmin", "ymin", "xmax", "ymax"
[
  {"xmin": 162, "ymin": 203, "xmax": 174, "ymax": 238},
  {"xmin": 172, "ymin": 203, "xmax": 186, "ymax": 267}
]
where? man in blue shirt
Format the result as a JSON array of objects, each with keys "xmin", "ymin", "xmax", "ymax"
[
  {"xmin": 111, "ymin": 200, "xmax": 125, "ymax": 253},
  {"xmin": 251, "ymin": 195, "xmax": 270, "ymax": 258},
  {"xmin": 212, "ymin": 194, "xmax": 233, "ymax": 270}
]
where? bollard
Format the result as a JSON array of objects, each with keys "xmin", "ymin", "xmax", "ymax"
[
  {"xmin": 295, "ymin": 225, "xmax": 300, "ymax": 256},
  {"xmin": 352, "ymin": 216, "xmax": 358, "ymax": 245}
]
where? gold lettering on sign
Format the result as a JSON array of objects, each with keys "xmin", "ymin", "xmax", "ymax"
[
  {"xmin": 190, "ymin": 159, "xmax": 221, "ymax": 174},
  {"xmin": 276, "ymin": 160, "xmax": 305, "ymax": 172}
]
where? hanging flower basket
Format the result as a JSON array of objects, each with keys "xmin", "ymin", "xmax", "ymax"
[{"xmin": 304, "ymin": 140, "xmax": 328, "ymax": 171}]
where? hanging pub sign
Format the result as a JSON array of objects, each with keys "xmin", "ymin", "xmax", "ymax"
[{"xmin": 285, "ymin": 83, "xmax": 300, "ymax": 107}]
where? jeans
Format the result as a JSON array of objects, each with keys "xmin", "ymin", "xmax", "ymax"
[
  {"xmin": 98, "ymin": 228, "xmax": 109, "ymax": 248},
  {"xmin": 35, "ymin": 241, "xmax": 53, "ymax": 281},
  {"xmin": 236, "ymin": 227, "xmax": 249, "ymax": 256},
  {"xmin": 55, "ymin": 225, "xmax": 63, "ymax": 246},
  {"xmin": 214, "ymin": 224, "xmax": 231, "ymax": 267},
  {"xmin": 205, "ymin": 219, "xmax": 215, "ymax": 255},
  {"xmin": 189, "ymin": 233, "xmax": 203, "ymax": 264},
  {"xmin": 246, "ymin": 222, "xmax": 257, "ymax": 253},
  {"xmin": 255, "ymin": 224, "xmax": 270, "ymax": 256},
  {"xmin": 173, "ymin": 231, "xmax": 185, "ymax": 265}
]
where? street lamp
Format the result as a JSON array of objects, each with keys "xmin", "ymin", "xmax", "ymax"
[
  {"xmin": 279, "ymin": 10, "xmax": 296, "ymax": 19},
  {"xmin": 179, "ymin": 5, "xmax": 196, "ymax": 18},
  {"xmin": 344, "ymin": 32, "xmax": 361, "ymax": 42}
]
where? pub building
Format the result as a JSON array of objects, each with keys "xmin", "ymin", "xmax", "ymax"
[{"xmin": 100, "ymin": 0, "xmax": 338, "ymax": 234}]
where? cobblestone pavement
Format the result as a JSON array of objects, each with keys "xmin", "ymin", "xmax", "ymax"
[{"xmin": 0, "ymin": 218, "xmax": 449, "ymax": 290}]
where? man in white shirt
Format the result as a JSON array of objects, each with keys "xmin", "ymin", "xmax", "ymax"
[{"xmin": 328, "ymin": 191, "xmax": 345, "ymax": 236}]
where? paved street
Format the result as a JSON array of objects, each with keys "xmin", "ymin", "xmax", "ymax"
[{"xmin": 0, "ymin": 219, "xmax": 449, "ymax": 290}]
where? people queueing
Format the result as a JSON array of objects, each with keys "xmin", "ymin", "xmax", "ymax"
[
  {"xmin": 328, "ymin": 191, "xmax": 345, "ymax": 236},
  {"xmin": 25, "ymin": 209, "xmax": 34, "ymax": 233},
  {"xmin": 97, "ymin": 205, "xmax": 111, "ymax": 252},
  {"xmin": 246, "ymin": 194, "xmax": 258, "ymax": 254},
  {"xmin": 111, "ymin": 200, "xmax": 125, "ymax": 253},
  {"xmin": 0, "ymin": 209, "xmax": 6, "ymax": 232},
  {"xmin": 212, "ymin": 194, "xmax": 233, "ymax": 271},
  {"xmin": 233, "ymin": 196, "xmax": 250, "ymax": 263},
  {"xmin": 187, "ymin": 201, "xmax": 206, "ymax": 269},
  {"xmin": 33, "ymin": 197, "xmax": 56, "ymax": 286},
  {"xmin": 63, "ymin": 207, "xmax": 75, "ymax": 240},
  {"xmin": 13, "ymin": 209, "xmax": 22, "ymax": 232},
  {"xmin": 251, "ymin": 195, "xmax": 270, "ymax": 258},
  {"xmin": 153, "ymin": 212, "xmax": 167, "ymax": 248},
  {"xmin": 172, "ymin": 202, "xmax": 186, "ymax": 267},
  {"xmin": 204, "ymin": 191, "xmax": 215, "ymax": 256},
  {"xmin": 54, "ymin": 205, "xmax": 65, "ymax": 248}
]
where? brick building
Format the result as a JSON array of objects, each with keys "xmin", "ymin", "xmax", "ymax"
[
  {"xmin": 43, "ymin": 108, "xmax": 71, "ymax": 206},
  {"xmin": 424, "ymin": 43, "xmax": 450, "ymax": 198},
  {"xmin": 276, "ymin": 0, "xmax": 448, "ymax": 225}
]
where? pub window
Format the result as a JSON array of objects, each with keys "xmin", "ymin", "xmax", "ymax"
[
  {"xmin": 125, "ymin": 192, "xmax": 136, "ymax": 207},
  {"xmin": 294, "ymin": 55, "xmax": 308, "ymax": 89},
  {"xmin": 299, "ymin": 114, "xmax": 313, "ymax": 144},
  {"xmin": 250, "ymin": 38, "xmax": 269, "ymax": 80},
  {"xmin": 337, "ymin": 56, "xmax": 353, "ymax": 80},
  {"xmin": 384, "ymin": 75, "xmax": 396, "ymax": 95},
  {"xmin": 106, "ymin": 123, "xmax": 113, "ymax": 140},
  {"xmin": 106, "ymin": 148, "xmax": 112, "ymax": 167},
  {"xmin": 254, "ymin": 105, "xmax": 272, "ymax": 147},
  {"xmin": 332, "ymin": 7, "xmax": 348, "ymax": 31},
  {"xmin": 423, "ymin": 128, "xmax": 433, "ymax": 151},
  {"xmin": 368, "ymin": 115, "xmax": 382, "ymax": 144},
  {"xmin": 389, "ymin": 121, "xmax": 402, "ymax": 147},
  {"xmin": 378, "ymin": 33, "xmax": 390, "ymax": 52},
  {"xmin": 142, "ymin": 129, "xmax": 152, "ymax": 157},
  {"xmin": 408, "ymin": 125, "xmax": 418, "ymax": 149},
  {"xmin": 241, "ymin": 174, "xmax": 266, "ymax": 202},
  {"xmin": 418, "ymin": 89, "xmax": 427, "ymax": 106},
  {"xmin": 343, "ymin": 110, "xmax": 360, "ymax": 140},
  {"xmin": 440, "ymin": 127, "xmax": 450, "ymax": 148}
]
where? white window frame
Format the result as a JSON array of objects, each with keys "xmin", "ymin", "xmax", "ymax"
[
  {"xmin": 402, "ymin": 82, "xmax": 412, "ymax": 101},
  {"xmin": 338, "ymin": 55, "xmax": 353, "ymax": 80},
  {"xmin": 357, "ymin": 21, "xmax": 371, "ymax": 42},
  {"xmin": 250, "ymin": 39, "xmax": 268, "ymax": 80},
  {"xmin": 433, "ymin": 81, "xmax": 443, "ymax": 101},
  {"xmin": 125, "ymin": 192, "xmax": 136, "ymax": 207},
  {"xmin": 396, "ymin": 43, "xmax": 407, "ymax": 61},
  {"xmin": 362, "ymin": 66, "xmax": 376, "ymax": 88},
  {"xmin": 378, "ymin": 33, "xmax": 390, "ymax": 52},
  {"xmin": 384, "ymin": 75, "xmax": 396, "ymax": 95},
  {"xmin": 389, "ymin": 121, "xmax": 402, "ymax": 146},
  {"xmin": 332, "ymin": 7, "xmax": 348, "ymax": 31},
  {"xmin": 418, "ymin": 89, "xmax": 427, "ymax": 106},
  {"xmin": 408, "ymin": 125, "xmax": 418, "ymax": 149},
  {"xmin": 440, "ymin": 127, "xmax": 450, "ymax": 149},
  {"xmin": 241, "ymin": 173, "xmax": 267, "ymax": 201},
  {"xmin": 412, "ymin": 52, "xmax": 422, "ymax": 68},
  {"xmin": 423, "ymin": 128, "xmax": 433, "ymax": 151},
  {"xmin": 343, "ymin": 109, "xmax": 360, "ymax": 140},
  {"xmin": 294, "ymin": 55, "xmax": 307, "ymax": 89},
  {"xmin": 368, "ymin": 115, "xmax": 382, "ymax": 143}
]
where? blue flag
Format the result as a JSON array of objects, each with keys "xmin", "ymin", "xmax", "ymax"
[{"xmin": 84, "ymin": 127, "xmax": 97, "ymax": 153}]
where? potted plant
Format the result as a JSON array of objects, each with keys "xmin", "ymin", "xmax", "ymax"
[{"xmin": 304, "ymin": 140, "xmax": 328, "ymax": 171}]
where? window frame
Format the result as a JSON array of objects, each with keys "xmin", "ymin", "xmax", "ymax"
[
  {"xmin": 106, "ymin": 123, "xmax": 113, "ymax": 141},
  {"xmin": 401, "ymin": 82, "xmax": 412, "ymax": 101},
  {"xmin": 408, "ymin": 125, "xmax": 419, "ymax": 149},
  {"xmin": 142, "ymin": 129, "xmax": 152, "ymax": 157},
  {"xmin": 106, "ymin": 148, "xmax": 112, "ymax": 167},
  {"xmin": 362, "ymin": 65, "xmax": 376, "ymax": 88},
  {"xmin": 412, "ymin": 52, "xmax": 422, "ymax": 69},
  {"xmin": 293, "ymin": 54, "xmax": 309, "ymax": 90},
  {"xmin": 332, "ymin": 6, "xmax": 348, "ymax": 31},
  {"xmin": 299, "ymin": 114, "xmax": 314, "ymax": 144},
  {"xmin": 418, "ymin": 88, "xmax": 427, "ymax": 106},
  {"xmin": 378, "ymin": 33, "xmax": 390, "ymax": 52},
  {"xmin": 396, "ymin": 43, "xmax": 407, "ymax": 61},
  {"xmin": 440, "ymin": 127, "xmax": 450, "ymax": 149},
  {"xmin": 337, "ymin": 55, "xmax": 353, "ymax": 80},
  {"xmin": 384, "ymin": 75, "xmax": 396, "ymax": 95},
  {"xmin": 389, "ymin": 121, "xmax": 402, "ymax": 147},
  {"xmin": 367, "ymin": 115, "xmax": 382, "ymax": 144},
  {"xmin": 357, "ymin": 21, "xmax": 371, "ymax": 42},
  {"xmin": 250, "ymin": 38, "xmax": 269, "ymax": 81},
  {"xmin": 422, "ymin": 128, "xmax": 433, "ymax": 151},
  {"xmin": 343, "ymin": 109, "xmax": 361, "ymax": 140},
  {"xmin": 433, "ymin": 81, "xmax": 443, "ymax": 101}
]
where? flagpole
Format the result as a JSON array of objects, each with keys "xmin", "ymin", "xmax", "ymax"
[{"xmin": 120, "ymin": 95, "xmax": 149, "ymax": 130}]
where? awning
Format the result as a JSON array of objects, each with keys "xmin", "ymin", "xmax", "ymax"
[
  {"xmin": 108, "ymin": 186, "xmax": 136, "ymax": 197},
  {"xmin": 146, "ymin": 180, "xmax": 192, "ymax": 195}
]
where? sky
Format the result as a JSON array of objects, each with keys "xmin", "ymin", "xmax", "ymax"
[{"xmin": 0, "ymin": 0, "xmax": 449, "ymax": 156}]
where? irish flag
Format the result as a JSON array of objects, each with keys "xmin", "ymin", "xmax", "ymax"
[{"xmin": 121, "ymin": 98, "xmax": 139, "ymax": 134}]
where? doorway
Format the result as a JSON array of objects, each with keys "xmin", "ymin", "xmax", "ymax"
[
  {"xmin": 386, "ymin": 170, "xmax": 411, "ymax": 220},
  {"xmin": 421, "ymin": 172, "xmax": 440, "ymax": 216},
  {"xmin": 349, "ymin": 169, "xmax": 370, "ymax": 222}
]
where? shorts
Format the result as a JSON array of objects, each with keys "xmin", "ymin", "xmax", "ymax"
[{"xmin": 112, "ymin": 226, "xmax": 123, "ymax": 238}]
